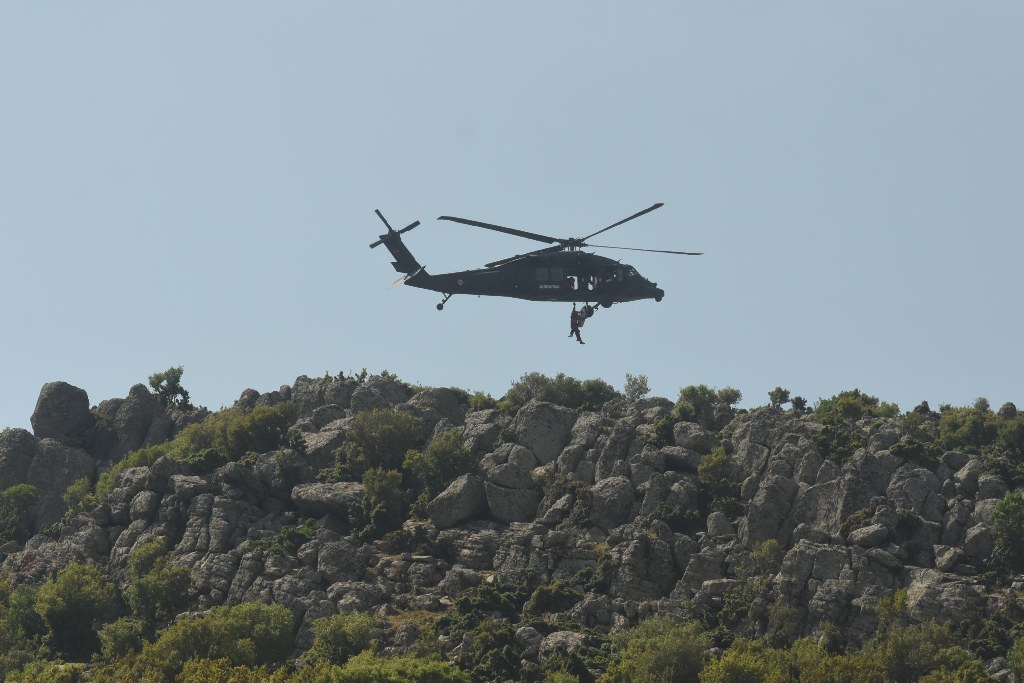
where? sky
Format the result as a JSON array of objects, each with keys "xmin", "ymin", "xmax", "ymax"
[{"xmin": 2, "ymin": 3, "xmax": 1022, "ymax": 430}]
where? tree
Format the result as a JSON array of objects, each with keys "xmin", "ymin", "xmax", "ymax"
[
  {"xmin": 991, "ymin": 490, "xmax": 1024, "ymax": 572},
  {"xmin": 148, "ymin": 366, "xmax": 192, "ymax": 410},
  {"xmin": 125, "ymin": 539, "xmax": 191, "ymax": 632},
  {"xmin": 768, "ymin": 387, "xmax": 790, "ymax": 410},
  {"xmin": 717, "ymin": 387, "xmax": 743, "ymax": 408},
  {"xmin": 624, "ymin": 374, "xmax": 650, "ymax": 402},
  {"xmin": 600, "ymin": 618, "xmax": 708, "ymax": 682},
  {"xmin": 790, "ymin": 396, "xmax": 808, "ymax": 414},
  {"xmin": 34, "ymin": 562, "xmax": 116, "ymax": 660},
  {"xmin": 307, "ymin": 612, "xmax": 375, "ymax": 666}
]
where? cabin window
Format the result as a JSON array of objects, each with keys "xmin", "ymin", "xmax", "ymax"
[
  {"xmin": 548, "ymin": 267, "xmax": 564, "ymax": 281},
  {"xmin": 534, "ymin": 268, "xmax": 549, "ymax": 283}
]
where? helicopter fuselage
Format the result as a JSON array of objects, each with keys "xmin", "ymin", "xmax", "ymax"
[{"xmin": 406, "ymin": 251, "xmax": 664, "ymax": 308}]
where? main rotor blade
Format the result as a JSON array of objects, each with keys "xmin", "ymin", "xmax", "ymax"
[
  {"xmin": 375, "ymin": 209, "xmax": 394, "ymax": 231},
  {"xmin": 581, "ymin": 202, "xmax": 664, "ymax": 241},
  {"xmin": 438, "ymin": 215, "xmax": 559, "ymax": 244},
  {"xmin": 588, "ymin": 244, "xmax": 703, "ymax": 256},
  {"xmin": 485, "ymin": 244, "xmax": 564, "ymax": 268}
]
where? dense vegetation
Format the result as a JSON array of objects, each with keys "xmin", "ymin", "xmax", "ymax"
[{"xmin": 4, "ymin": 369, "xmax": 1024, "ymax": 681}]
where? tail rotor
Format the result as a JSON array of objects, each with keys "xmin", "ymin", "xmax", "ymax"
[{"xmin": 370, "ymin": 210, "xmax": 420, "ymax": 248}]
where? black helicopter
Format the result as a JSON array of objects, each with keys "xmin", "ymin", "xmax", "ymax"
[{"xmin": 369, "ymin": 203, "xmax": 701, "ymax": 310}]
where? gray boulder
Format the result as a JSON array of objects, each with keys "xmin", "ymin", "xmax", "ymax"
[
  {"xmin": 513, "ymin": 401, "xmax": 577, "ymax": 465},
  {"xmin": 27, "ymin": 439, "xmax": 95, "ymax": 527},
  {"xmin": 111, "ymin": 384, "xmax": 171, "ymax": 458},
  {"xmin": 291, "ymin": 483, "xmax": 364, "ymax": 519},
  {"xmin": 0, "ymin": 429, "xmax": 36, "ymax": 491},
  {"xmin": 291, "ymin": 375, "xmax": 357, "ymax": 418},
  {"xmin": 589, "ymin": 476, "xmax": 634, "ymax": 531},
  {"xmin": 31, "ymin": 382, "xmax": 94, "ymax": 446},
  {"xmin": 349, "ymin": 375, "xmax": 411, "ymax": 413},
  {"xmin": 485, "ymin": 483, "xmax": 541, "ymax": 523},
  {"xmin": 429, "ymin": 475, "xmax": 489, "ymax": 529},
  {"xmin": 538, "ymin": 631, "xmax": 586, "ymax": 664},
  {"xmin": 673, "ymin": 421, "xmax": 717, "ymax": 454}
]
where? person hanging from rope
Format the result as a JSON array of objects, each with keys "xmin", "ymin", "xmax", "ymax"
[{"xmin": 569, "ymin": 303, "xmax": 584, "ymax": 344}]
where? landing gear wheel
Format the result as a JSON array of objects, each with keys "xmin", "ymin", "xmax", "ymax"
[
  {"xmin": 599, "ymin": 297, "xmax": 613, "ymax": 309},
  {"xmin": 436, "ymin": 293, "xmax": 453, "ymax": 311},
  {"xmin": 436, "ymin": 303, "xmax": 444, "ymax": 311}
]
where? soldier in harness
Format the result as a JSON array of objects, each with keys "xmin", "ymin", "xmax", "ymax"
[{"xmin": 568, "ymin": 303, "xmax": 598, "ymax": 344}]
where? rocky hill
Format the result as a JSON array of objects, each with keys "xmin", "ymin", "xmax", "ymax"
[{"xmin": 1, "ymin": 373, "xmax": 1023, "ymax": 681}]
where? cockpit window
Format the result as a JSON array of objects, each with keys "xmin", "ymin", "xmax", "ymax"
[{"xmin": 626, "ymin": 267, "xmax": 638, "ymax": 278}]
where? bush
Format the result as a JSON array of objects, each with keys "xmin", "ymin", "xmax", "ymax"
[
  {"xmin": 34, "ymin": 562, "xmax": 117, "ymax": 660},
  {"xmin": 624, "ymin": 374, "xmax": 650, "ymax": 402},
  {"xmin": 340, "ymin": 409, "xmax": 420, "ymax": 478},
  {"xmin": 6, "ymin": 660, "xmax": 85, "ymax": 683},
  {"xmin": 125, "ymin": 539, "xmax": 191, "ymax": 630},
  {"xmin": 357, "ymin": 468, "xmax": 407, "ymax": 539},
  {"xmin": 991, "ymin": 490, "xmax": 1024, "ymax": 572},
  {"xmin": 331, "ymin": 650, "xmax": 471, "ymax": 682},
  {"xmin": 97, "ymin": 617, "xmax": 145, "ymax": 661},
  {"xmin": 600, "ymin": 618, "xmax": 708, "ymax": 682},
  {"xmin": 131, "ymin": 602, "xmax": 294, "ymax": 681},
  {"xmin": 938, "ymin": 405, "xmax": 999, "ymax": 453},
  {"xmin": 148, "ymin": 366, "xmax": 192, "ymax": 410},
  {"xmin": 814, "ymin": 389, "xmax": 897, "ymax": 461},
  {"xmin": 768, "ymin": 387, "xmax": 790, "ymax": 410},
  {"xmin": 697, "ymin": 446, "xmax": 740, "ymax": 516},
  {"xmin": 815, "ymin": 389, "xmax": 899, "ymax": 423},
  {"xmin": 673, "ymin": 384, "xmax": 719, "ymax": 427},
  {"xmin": 307, "ymin": 612, "xmax": 375, "ymax": 666},
  {"xmin": 500, "ymin": 372, "xmax": 620, "ymax": 412},
  {"xmin": 403, "ymin": 429, "xmax": 476, "ymax": 498},
  {"xmin": 0, "ymin": 484, "xmax": 39, "ymax": 544}
]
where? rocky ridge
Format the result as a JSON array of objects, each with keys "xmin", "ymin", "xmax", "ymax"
[{"xmin": 1, "ymin": 376, "xmax": 1021, "ymax": 679}]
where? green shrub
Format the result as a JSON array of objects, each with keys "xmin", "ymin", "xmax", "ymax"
[
  {"xmin": 499, "ymin": 372, "xmax": 620, "ymax": 412},
  {"xmin": 0, "ymin": 485, "xmax": 39, "ymax": 544},
  {"xmin": 813, "ymin": 389, "xmax": 896, "ymax": 461},
  {"xmin": 149, "ymin": 366, "xmax": 192, "ymax": 410},
  {"xmin": 62, "ymin": 478, "xmax": 95, "ymax": 518},
  {"xmin": 624, "ymin": 373, "xmax": 650, "ymax": 402},
  {"xmin": 600, "ymin": 618, "xmax": 708, "ymax": 683},
  {"xmin": 176, "ymin": 658, "xmax": 279, "ymax": 683},
  {"xmin": 34, "ymin": 562, "xmax": 117, "ymax": 660},
  {"xmin": 97, "ymin": 617, "xmax": 146, "ymax": 661},
  {"xmin": 991, "ymin": 490, "xmax": 1024, "ymax": 572},
  {"xmin": 937, "ymin": 405, "xmax": 999, "ymax": 453},
  {"xmin": 131, "ymin": 601, "xmax": 294, "ymax": 681},
  {"xmin": 356, "ymin": 468, "xmax": 407, "ymax": 539},
  {"xmin": 698, "ymin": 638, "xmax": 788, "ymax": 683},
  {"xmin": 125, "ymin": 539, "xmax": 191, "ymax": 630},
  {"xmin": 306, "ymin": 612, "xmax": 375, "ymax": 666},
  {"xmin": 403, "ymin": 429, "xmax": 476, "ymax": 497},
  {"xmin": 815, "ymin": 389, "xmax": 899, "ymax": 423},
  {"xmin": 331, "ymin": 650, "xmax": 471, "ymax": 682},
  {"xmin": 673, "ymin": 384, "xmax": 719, "ymax": 427},
  {"xmin": 6, "ymin": 660, "xmax": 85, "ymax": 683},
  {"xmin": 340, "ymin": 409, "xmax": 420, "ymax": 478},
  {"xmin": 697, "ymin": 446, "xmax": 740, "ymax": 516},
  {"xmin": 768, "ymin": 387, "xmax": 790, "ymax": 409},
  {"xmin": 525, "ymin": 579, "xmax": 582, "ymax": 615},
  {"xmin": 467, "ymin": 391, "xmax": 497, "ymax": 411}
]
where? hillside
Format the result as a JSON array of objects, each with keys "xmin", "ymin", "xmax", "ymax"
[{"xmin": 0, "ymin": 372, "xmax": 1022, "ymax": 681}]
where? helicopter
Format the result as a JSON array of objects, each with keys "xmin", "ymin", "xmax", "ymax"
[{"xmin": 369, "ymin": 203, "xmax": 702, "ymax": 311}]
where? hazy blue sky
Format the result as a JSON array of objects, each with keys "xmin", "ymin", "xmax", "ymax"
[{"xmin": 2, "ymin": 3, "xmax": 1022, "ymax": 430}]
